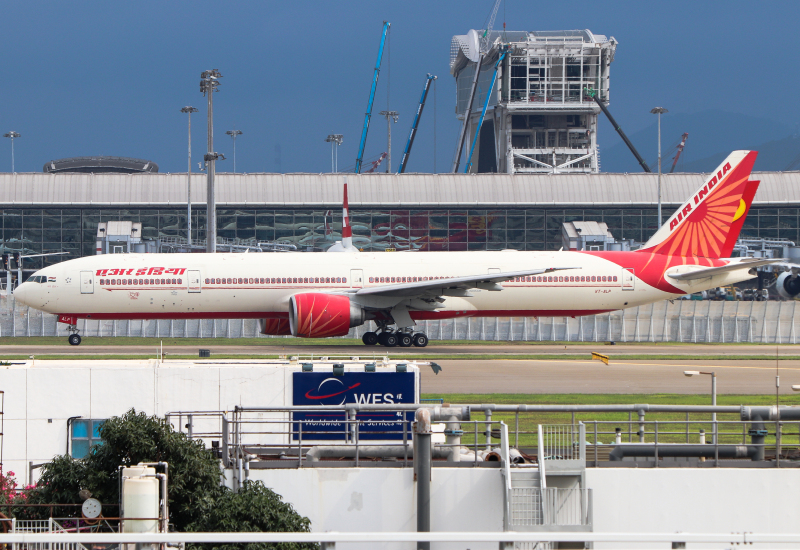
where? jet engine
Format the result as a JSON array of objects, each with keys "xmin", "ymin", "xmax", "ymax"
[
  {"xmin": 288, "ymin": 293, "xmax": 365, "ymax": 338},
  {"xmin": 776, "ymin": 271, "xmax": 800, "ymax": 300},
  {"xmin": 258, "ymin": 318, "xmax": 291, "ymax": 335}
]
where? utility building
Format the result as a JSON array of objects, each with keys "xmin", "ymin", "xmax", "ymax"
[{"xmin": 450, "ymin": 29, "xmax": 617, "ymax": 174}]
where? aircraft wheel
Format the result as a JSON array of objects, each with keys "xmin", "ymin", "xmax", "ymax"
[
  {"xmin": 68, "ymin": 334, "xmax": 82, "ymax": 346},
  {"xmin": 412, "ymin": 333, "xmax": 429, "ymax": 348},
  {"xmin": 398, "ymin": 333, "xmax": 413, "ymax": 347},
  {"xmin": 382, "ymin": 333, "xmax": 399, "ymax": 347},
  {"xmin": 362, "ymin": 332, "xmax": 379, "ymax": 346}
]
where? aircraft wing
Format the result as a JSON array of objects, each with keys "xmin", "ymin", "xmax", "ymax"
[
  {"xmin": 353, "ymin": 267, "xmax": 579, "ymax": 298},
  {"xmin": 667, "ymin": 258, "xmax": 783, "ymax": 281}
]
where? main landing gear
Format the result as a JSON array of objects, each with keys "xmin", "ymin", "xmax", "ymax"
[
  {"xmin": 361, "ymin": 325, "xmax": 428, "ymax": 348},
  {"xmin": 66, "ymin": 324, "xmax": 82, "ymax": 346}
]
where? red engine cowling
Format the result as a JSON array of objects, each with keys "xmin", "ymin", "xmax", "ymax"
[
  {"xmin": 289, "ymin": 293, "xmax": 365, "ymax": 338},
  {"xmin": 258, "ymin": 318, "xmax": 292, "ymax": 335}
]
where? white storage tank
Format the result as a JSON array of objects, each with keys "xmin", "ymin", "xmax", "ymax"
[{"xmin": 121, "ymin": 465, "xmax": 159, "ymax": 535}]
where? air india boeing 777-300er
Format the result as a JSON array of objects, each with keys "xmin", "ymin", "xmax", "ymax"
[{"xmin": 14, "ymin": 150, "xmax": 799, "ymax": 347}]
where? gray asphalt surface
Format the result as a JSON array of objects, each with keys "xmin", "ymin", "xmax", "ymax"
[
  {"xmin": 2, "ymin": 342, "xmax": 800, "ymax": 356},
  {"xmin": 420, "ymin": 358, "xmax": 800, "ymax": 394},
  {"xmin": 3, "ymin": 341, "xmax": 798, "ymax": 395}
]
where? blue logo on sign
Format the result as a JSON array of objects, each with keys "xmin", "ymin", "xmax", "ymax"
[{"xmin": 292, "ymin": 372, "xmax": 415, "ymax": 441}]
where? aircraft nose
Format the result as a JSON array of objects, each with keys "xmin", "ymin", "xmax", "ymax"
[{"xmin": 13, "ymin": 282, "xmax": 30, "ymax": 305}]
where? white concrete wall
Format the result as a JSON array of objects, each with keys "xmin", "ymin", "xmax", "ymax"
[
  {"xmin": 245, "ymin": 467, "xmax": 505, "ymax": 550},
  {"xmin": 0, "ymin": 360, "xmax": 419, "ymax": 486},
  {"xmin": 586, "ymin": 468, "xmax": 800, "ymax": 548},
  {"xmin": 239, "ymin": 466, "xmax": 800, "ymax": 550}
]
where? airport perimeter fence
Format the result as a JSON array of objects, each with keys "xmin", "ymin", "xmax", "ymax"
[{"xmin": 2, "ymin": 296, "xmax": 799, "ymax": 343}]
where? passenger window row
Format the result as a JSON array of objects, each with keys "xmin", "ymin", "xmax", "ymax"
[
  {"xmin": 369, "ymin": 276, "xmax": 447, "ymax": 283},
  {"xmin": 100, "ymin": 278, "xmax": 182, "ymax": 285},
  {"xmin": 366, "ymin": 275, "xmax": 618, "ymax": 284},
  {"xmin": 204, "ymin": 277, "xmax": 348, "ymax": 285},
  {"xmin": 511, "ymin": 275, "xmax": 618, "ymax": 283}
]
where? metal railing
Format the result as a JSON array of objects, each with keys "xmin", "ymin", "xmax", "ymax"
[
  {"xmin": 8, "ymin": 518, "xmax": 92, "ymax": 550},
  {"xmin": 4, "ymin": 530, "xmax": 798, "ymax": 548},
  {"xmin": 509, "ymin": 488, "xmax": 591, "ymax": 528},
  {"xmin": 166, "ymin": 404, "xmax": 800, "ymax": 468},
  {"xmin": 166, "ymin": 407, "xmax": 514, "ymax": 473}
]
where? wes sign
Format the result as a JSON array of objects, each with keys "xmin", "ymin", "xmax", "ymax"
[{"xmin": 292, "ymin": 371, "xmax": 416, "ymax": 441}]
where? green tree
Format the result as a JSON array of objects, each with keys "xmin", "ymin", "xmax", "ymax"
[
  {"xmin": 25, "ymin": 409, "xmax": 316, "ymax": 549},
  {"xmin": 187, "ymin": 481, "xmax": 316, "ymax": 550}
]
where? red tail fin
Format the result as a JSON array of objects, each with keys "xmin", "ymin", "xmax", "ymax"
[
  {"xmin": 640, "ymin": 150, "xmax": 758, "ymax": 259},
  {"xmin": 342, "ymin": 179, "xmax": 352, "ymax": 240}
]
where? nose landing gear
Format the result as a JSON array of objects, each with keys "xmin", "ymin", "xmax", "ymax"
[
  {"xmin": 66, "ymin": 324, "xmax": 82, "ymax": 346},
  {"xmin": 361, "ymin": 324, "xmax": 429, "ymax": 348}
]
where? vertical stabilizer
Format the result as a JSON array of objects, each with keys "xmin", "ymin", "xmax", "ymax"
[
  {"xmin": 640, "ymin": 150, "xmax": 758, "ymax": 259},
  {"xmin": 326, "ymin": 178, "xmax": 358, "ymax": 253}
]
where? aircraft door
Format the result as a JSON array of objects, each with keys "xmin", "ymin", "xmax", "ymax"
[
  {"xmin": 80, "ymin": 271, "xmax": 94, "ymax": 294},
  {"xmin": 350, "ymin": 269, "xmax": 364, "ymax": 289},
  {"xmin": 187, "ymin": 270, "xmax": 201, "ymax": 293},
  {"xmin": 622, "ymin": 268, "xmax": 635, "ymax": 291}
]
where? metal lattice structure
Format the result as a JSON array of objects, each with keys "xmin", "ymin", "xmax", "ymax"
[{"xmin": 451, "ymin": 30, "xmax": 617, "ymax": 174}]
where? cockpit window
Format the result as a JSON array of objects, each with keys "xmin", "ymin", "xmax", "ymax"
[{"xmin": 27, "ymin": 275, "xmax": 46, "ymax": 284}]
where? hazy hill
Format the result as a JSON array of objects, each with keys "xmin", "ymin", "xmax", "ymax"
[
  {"xmin": 599, "ymin": 110, "xmax": 795, "ymax": 173},
  {"xmin": 677, "ymin": 134, "xmax": 800, "ymax": 173}
]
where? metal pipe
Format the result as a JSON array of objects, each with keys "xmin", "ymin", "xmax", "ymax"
[
  {"xmin": 139, "ymin": 462, "xmax": 169, "ymax": 534},
  {"xmin": 221, "ymin": 415, "xmax": 230, "ymax": 468},
  {"xmin": 305, "ymin": 445, "xmax": 453, "ymax": 463},
  {"xmin": 484, "ymin": 410, "xmax": 492, "ymax": 451},
  {"xmin": 638, "ymin": 410, "xmax": 645, "ymax": 443},
  {"xmin": 414, "ymin": 408, "xmax": 431, "ymax": 550},
  {"xmin": 609, "ymin": 444, "xmax": 758, "ymax": 461},
  {"xmin": 235, "ymin": 404, "xmax": 741, "ymax": 414},
  {"xmin": 444, "ymin": 415, "xmax": 462, "ymax": 462}
]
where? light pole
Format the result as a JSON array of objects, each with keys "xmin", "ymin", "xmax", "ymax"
[
  {"xmin": 3, "ymin": 132, "xmax": 20, "ymax": 172},
  {"xmin": 650, "ymin": 107, "xmax": 668, "ymax": 226},
  {"xmin": 325, "ymin": 134, "xmax": 343, "ymax": 173},
  {"xmin": 200, "ymin": 69, "xmax": 222, "ymax": 253},
  {"xmin": 379, "ymin": 110, "xmax": 398, "ymax": 172},
  {"xmin": 684, "ymin": 370, "xmax": 716, "ymax": 443},
  {"xmin": 226, "ymin": 129, "xmax": 242, "ymax": 173},
  {"xmin": 180, "ymin": 107, "xmax": 198, "ymax": 245}
]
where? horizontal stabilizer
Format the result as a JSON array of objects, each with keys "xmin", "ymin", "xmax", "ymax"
[{"xmin": 667, "ymin": 258, "xmax": 782, "ymax": 281}]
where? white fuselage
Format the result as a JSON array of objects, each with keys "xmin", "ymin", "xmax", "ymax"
[{"xmin": 13, "ymin": 250, "xmax": 755, "ymax": 324}]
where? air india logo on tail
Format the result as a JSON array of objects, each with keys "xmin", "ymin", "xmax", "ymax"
[
  {"xmin": 668, "ymin": 162, "xmax": 732, "ymax": 231},
  {"xmin": 641, "ymin": 150, "xmax": 757, "ymax": 260}
]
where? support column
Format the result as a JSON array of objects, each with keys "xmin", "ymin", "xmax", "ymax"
[{"xmin": 414, "ymin": 408, "xmax": 432, "ymax": 550}]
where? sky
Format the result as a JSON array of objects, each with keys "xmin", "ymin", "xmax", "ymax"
[{"xmin": 1, "ymin": 0, "xmax": 799, "ymax": 175}]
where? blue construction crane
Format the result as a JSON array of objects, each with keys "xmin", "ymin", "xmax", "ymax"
[
  {"xmin": 397, "ymin": 73, "xmax": 437, "ymax": 174},
  {"xmin": 464, "ymin": 46, "xmax": 507, "ymax": 173},
  {"xmin": 354, "ymin": 21, "xmax": 390, "ymax": 174}
]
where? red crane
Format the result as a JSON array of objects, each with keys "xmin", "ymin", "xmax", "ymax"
[{"xmin": 669, "ymin": 132, "xmax": 689, "ymax": 173}]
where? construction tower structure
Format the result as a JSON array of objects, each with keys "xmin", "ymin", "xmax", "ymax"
[{"xmin": 450, "ymin": 29, "xmax": 617, "ymax": 174}]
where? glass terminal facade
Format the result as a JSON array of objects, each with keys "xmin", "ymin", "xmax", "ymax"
[{"xmin": 2, "ymin": 206, "xmax": 796, "ymax": 269}]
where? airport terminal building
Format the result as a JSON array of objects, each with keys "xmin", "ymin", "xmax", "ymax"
[{"xmin": 1, "ymin": 170, "xmax": 799, "ymax": 269}]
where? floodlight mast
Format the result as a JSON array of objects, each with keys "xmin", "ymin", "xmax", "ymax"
[
  {"xmin": 180, "ymin": 107, "xmax": 198, "ymax": 245},
  {"xmin": 325, "ymin": 134, "xmax": 344, "ymax": 173},
  {"xmin": 379, "ymin": 111, "xmax": 398, "ymax": 172},
  {"xmin": 226, "ymin": 129, "xmax": 243, "ymax": 173},
  {"xmin": 651, "ymin": 107, "xmax": 669, "ymax": 225},
  {"xmin": 200, "ymin": 70, "xmax": 222, "ymax": 253},
  {"xmin": 3, "ymin": 131, "xmax": 21, "ymax": 173}
]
